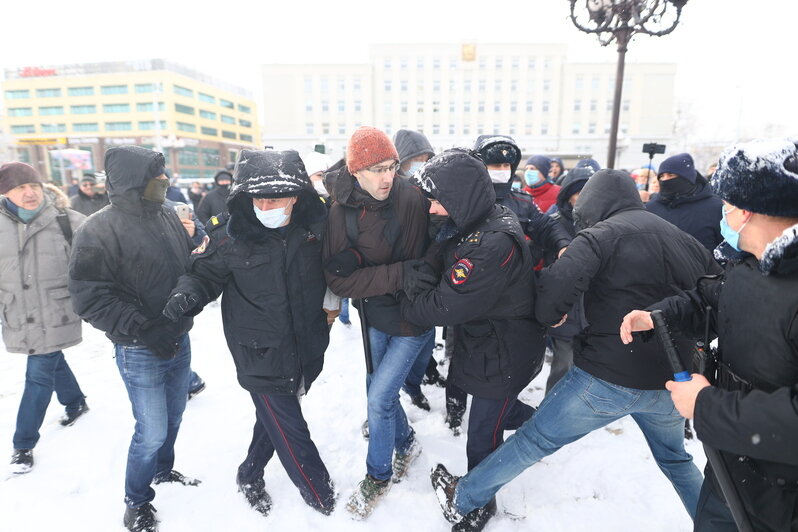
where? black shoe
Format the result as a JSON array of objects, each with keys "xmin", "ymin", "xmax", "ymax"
[
  {"xmin": 445, "ymin": 411, "xmax": 463, "ymax": 436},
  {"xmin": 10, "ymin": 449, "xmax": 33, "ymax": 474},
  {"xmin": 422, "ymin": 372, "xmax": 446, "ymax": 388},
  {"xmin": 452, "ymin": 498, "xmax": 497, "ymax": 532},
  {"xmin": 123, "ymin": 502, "xmax": 158, "ymax": 532},
  {"xmin": 60, "ymin": 401, "xmax": 89, "ymax": 427},
  {"xmin": 431, "ymin": 464, "xmax": 463, "ymax": 524},
  {"xmin": 188, "ymin": 380, "xmax": 206, "ymax": 400},
  {"xmin": 237, "ymin": 477, "xmax": 272, "ymax": 517},
  {"xmin": 152, "ymin": 470, "xmax": 201, "ymax": 486},
  {"xmin": 411, "ymin": 392, "xmax": 431, "ymax": 412},
  {"xmin": 684, "ymin": 419, "xmax": 694, "ymax": 440}
]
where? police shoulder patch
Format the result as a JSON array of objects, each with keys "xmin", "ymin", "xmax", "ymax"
[
  {"xmin": 450, "ymin": 258, "xmax": 474, "ymax": 286},
  {"xmin": 192, "ymin": 235, "xmax": 210, "ymax": 255},
  {"xmin": 210, "ymin": 216, "xmax": 220, "ymax": 226}
]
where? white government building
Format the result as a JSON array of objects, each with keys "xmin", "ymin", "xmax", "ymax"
[{"xmin": 261, "ymin": 43, "xmax": 676, "ymax": 170}]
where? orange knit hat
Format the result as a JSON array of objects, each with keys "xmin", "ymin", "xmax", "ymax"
[{"xmin": 346, "ymin": 126, "xmax": 399, "ymax": 174}]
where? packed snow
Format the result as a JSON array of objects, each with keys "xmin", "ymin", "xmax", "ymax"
[{"xmin": 0, "ymin": 303, "xmax": 703, "ymax": 531}]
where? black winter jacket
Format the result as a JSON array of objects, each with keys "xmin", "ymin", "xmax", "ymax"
[
  {"xmin": 403, "ymin": 150, "xmax": 544, "ymax": 399},
  {"xmin": 174, "ymin": 198, "xmax": 329, "ymax": 395},
  {"xmin": 68, "ymin": 146, "xmax": 194, "ymax": 345},
  {"xmin": 535, "ymin": 169, "xmax": 721, "ymax": 390},
  {"xmin": 645, "ymin": 174, "xmax": 723, "ymax": 252},
  {"xmin": 649, "ymin": 224, "xmax": 798, "ymax": 531},
  {"xmin": 69, "ymin": 190, "xmax": 109, "ymax": 217},
  {"xmin": 196, "ymin": 185, "xmax": 229, "ymax": 224}
]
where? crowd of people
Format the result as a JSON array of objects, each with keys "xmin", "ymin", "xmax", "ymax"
[{"xmin": 0, "ymin": 129, "xmax": 796, "ymax": 532}]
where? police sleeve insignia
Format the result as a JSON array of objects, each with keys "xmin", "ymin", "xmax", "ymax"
[{"xmin": 450, "ymin": 258, "xmax": 474, "ymax": 286}]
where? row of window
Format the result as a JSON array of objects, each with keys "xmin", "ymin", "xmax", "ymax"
[
  {"xmin": 381, "ymin": 56, "xmax": 554, "ymax": 71},
  {"xmin": 7, "ymin": 103, "xmax": 252, "ymax": 126},
  {"xmin": 304, "ymin": 123, "xmax": 628, "ymax": 137},
  {"xmin": 4, "ymin": 86, "xmax": 251, "ymax": 114},
  {"xmin": 380, "ymin": 79, "xmax": 555, "ymax": 93},
  {"xmin": 10, "ymin": 122, "xmax": 252, "ymax": 141},
  {"xmin": 303, "ymin": 98, "xmax": 631, "ymax": 115}
]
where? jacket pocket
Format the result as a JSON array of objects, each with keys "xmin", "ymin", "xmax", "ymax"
[
  {"xmin": 0, "ymin": 289, "xmax": 19, "ymax": 328},
  {"xmin": 44, "ymin": 286, "xmax": 80, "ymax": 328},
  {"xmin": 460, "ymin": 320, "xmax": 503, "ymax": 381},
  {"xmin": 233, "ymin": 327, "xmax": 295, "ymax": 378}
]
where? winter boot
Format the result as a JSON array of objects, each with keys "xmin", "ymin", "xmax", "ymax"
[
  {"xmin": 361, "ymin": 419, "xmax": 369, "ymax": 440},
  {"xmin": 345, "ymin": 474, "xmax": 392, "ymax": 520},
  {"xmin": 684, "ymin": 419, "xmax": 694, "ymax": 440},
  {"xmin": 431, "ymin": 463, "xmax": 464, "ymax": 524},
  {"xmin": 10, "ymin": 449, "xmax": 33, "ymax": 475},
  {"xmin": 237, "ymin": 477, "xmax": 272, "ymax": 517},
  {"xmin": 60, "ymin": 400, "xmax": 89, "ymax": 427},
  {"xmin": 123, "ymin": 502, "xmax": 158, "ymax": 532},
  {"xmin": 392, "ymin": 434, "xmax": 422, "ymax": 483},
  {"xmin": 410, "ymin": 392, "xmax": 431, "ymax": 412},
  {"xmin": 152, "ymin": 470, "xmax": 201, "ymax": 486},
  {"xmin": 452, "ymin": 498, "xmax": 497, "ymax": 532}
]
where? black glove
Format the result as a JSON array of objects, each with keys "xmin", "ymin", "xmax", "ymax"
[
  {"xmin": 162, "ymin": 292, "xmax": 199, "ymax": 322},
  {"xmin": 325, "ymin": 248, "xmax": 363, "ymax": 277},
  {"xmin": 138, "ymin": 316, "xmax": 181, "ymax": 360},
  {"xmin": 403, "ymin": 259, "xmax": 438, "ymax": 302}
]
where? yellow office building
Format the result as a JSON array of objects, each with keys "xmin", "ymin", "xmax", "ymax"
[{"xmin": 2, "ymin": 60, "xmax": 261, "ymax": 183}]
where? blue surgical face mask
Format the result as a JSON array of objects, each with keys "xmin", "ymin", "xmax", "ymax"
[
  {"xmin": 636, "ymin": 183, "xmax": 647, "ymax": 191},
  {"xmin": 719, "ymin": 206, "xmax": 747, "ymax": 252},
  {"xmin": 511, "ymin": 181, "xmax": 521, "ymax": 191},
  {"xmin": 253, "ymin": 204, "xmax": 290, "ymax": 228},
  {"xmin": 407, "ymin": 161, "xmax": 425, "ymax": 176},
  {"xmin": 524, "ymin": 169, "xmax": 542, "ymax": 187}
]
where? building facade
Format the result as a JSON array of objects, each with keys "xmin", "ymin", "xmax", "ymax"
[
  {"xmin": 2, "ymin": 60, "xmax": 261, "ymax": 183},
  {"xmin": 261, "ymin": 43, "xmax": 676, "ymax": 170}
]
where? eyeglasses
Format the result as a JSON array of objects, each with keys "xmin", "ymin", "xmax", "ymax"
[{"xmin": 366, "ymin": 162, "xmax": 399, "ymax": 174}]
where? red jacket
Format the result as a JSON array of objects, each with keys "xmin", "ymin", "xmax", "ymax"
[{"xmin": 523, "ymin": 182, "xmax": 560, "ymax": 213}]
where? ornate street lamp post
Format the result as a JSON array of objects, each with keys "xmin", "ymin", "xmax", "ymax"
[{"xmin": 568, "ymin": 0, "xmax": 687, "ymax": 168}]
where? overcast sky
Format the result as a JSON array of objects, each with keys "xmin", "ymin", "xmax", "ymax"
[{"xmin": 3, "ymin": 0, "xmax": 796, "ymax": 143}]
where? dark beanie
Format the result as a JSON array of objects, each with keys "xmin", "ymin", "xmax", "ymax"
[
  {"xmin": 712, "ymin": 138, "xmax": 798, "ymax": 217},
  {"xmin": 0, "ymin": 162, "xmax": 43, "ymax": 195},
  {"xmin": 658, "ymin": 153, "xmax": 697, "ymax": 184},
  {"xmin": 526, "ymin": 155, "xmax": 551, "ymax": 178},
  {"xmin": 214, "ymin": 170, "xmax": 233, "ymax": 185},
  {"xmin": 80, "ymin": 174, "xmax": 97, "ymax": 184},
  {"xmin": 575, "ymin": 158, "xmax": 601, "ymax": 172}
]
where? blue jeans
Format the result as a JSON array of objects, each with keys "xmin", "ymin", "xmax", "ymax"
[
  {"xmin": 365, "ymin": 327, "xmax": 434, "ymax": 481},
  {"xmin": 115, "ymin": 334, "xmax": 191, "ymax": 508},
  {"xmin": 339, "ymin": 298, "xmax": 350, "ymax": 324},
  {"xmin": 454, "ymin": 366, "xmax": 703, "ymax": 519},
  {"xmin": 13, "ymin": 351, "xmax": 85, "ymax": 449},
  {"xmin": 402, "ymin": 332, "xmax": 435, "ymax": 398}
]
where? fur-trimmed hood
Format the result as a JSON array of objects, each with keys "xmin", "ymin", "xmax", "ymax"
[
  {"xmin": 760, "ymin": 222, "xmax": 798, "ymax": 275},
  {"xmin": 45, "ymin": 183, "xmax": 71, "ymax": 210}
]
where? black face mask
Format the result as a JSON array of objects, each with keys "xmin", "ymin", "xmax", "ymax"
[{"xmin": 658, "ymin": 176, "xmax": 695, "ymax": 198}]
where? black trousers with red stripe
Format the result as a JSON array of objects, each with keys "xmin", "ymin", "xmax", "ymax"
[
  {"xmin": 466, "ymin": 395, "xmax": 536, "ymax": 470},
  {"xmin": 237, "ymin": 392, "xmax": 335, "ymax": 514}
]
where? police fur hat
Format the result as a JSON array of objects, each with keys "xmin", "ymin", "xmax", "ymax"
[
  {"xmin": 230, "ymin": 149, "xmax": 310, "ymax": 199},
  {"xmin": 712, "ymin": 138, "xmax": 798, "ymax": 218}
]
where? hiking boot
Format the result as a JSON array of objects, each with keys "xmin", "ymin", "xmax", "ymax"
[
  {"xmin": 123, "ymin": 502, "xmax": 158, "ymax": 532},
  {"xmin": 410, "ymin": 392, "xmax": 431, "ymax": 412},
  {"xmin": 392, "ymin": 434, "xmax": 422, "ymax": 483},
  {"xmin": 361, "ymin": 419, "xmax": 369, "ymax": 440},
  {"xmin": 10, "ymin": 449, "xmax": 33, "ymax": 475},
  {"xmin": 431, "ymin": 463, "xmax": 464, "ymax": 524},
  {"xmin": 452, "ymin": 498, "xmax": 497, "ymax": 532},
  {"xmin": 345, "ymin": 474, "xmax": 391, "ymax": 520},
  {"xmin": 60, "ymin": 400, "xmax": 89, "ymax": 427},
  {"xmin": 152, "ymin": 469, "xmax": 201, "ymax": 486},
  {"xmin": 237, "ymin": 477, "xmax": 272, "ymax": 517}
]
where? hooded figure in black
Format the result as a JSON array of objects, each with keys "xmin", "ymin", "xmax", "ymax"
[
  {"xmin": 163, "ymin": 149, "xmax": 335, "ymax": 517},
  {"xmin": 646, "ymin": 152, "xmax": 724, "ymax": 252},
  {"xmin": 394, "ymin": 129, "xmax": 435, "ymax": 178},
  {"xmin": 195, "ymin": 169, "xmax": 232, "ymax": 223},
  {"xmin": 403, "ymin": 150, "xmax": 543, "ymax": 526},
  {"xmin": 67, "ymin": 145, "xmax": 197, "ymax": 530}
]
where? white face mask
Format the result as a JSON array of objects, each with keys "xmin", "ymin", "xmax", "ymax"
[
  {"xmin": 253, "ymin": 204, "xmax": 290, "ymax": 228},
  {"xmin": 488, "ymin": 169, "xmax": 511, "ymax": 184},
  {"xmin": 312, "ymin": 180, "xmax": 328, "ymax": 196}
]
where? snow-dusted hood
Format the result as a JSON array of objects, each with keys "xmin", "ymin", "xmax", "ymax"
[{"xmin": 573, "ymin": 169, "xmax": 643, "ymax": 230}]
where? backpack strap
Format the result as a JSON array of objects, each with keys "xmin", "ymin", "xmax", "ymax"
[{"xmin": 55, "ymin": 210, "xmax": 73, "ymax": 246}]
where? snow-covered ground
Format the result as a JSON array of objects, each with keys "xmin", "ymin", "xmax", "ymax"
[{"xmin": 0, "ymin": 304, "xmax": 703, "ymax": 531}]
